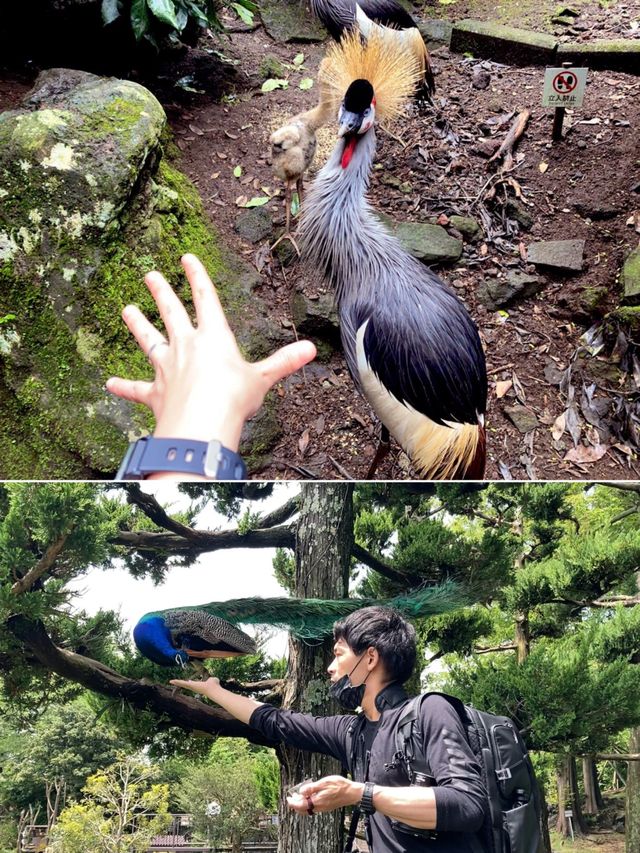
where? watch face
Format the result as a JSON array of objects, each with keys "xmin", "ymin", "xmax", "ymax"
[{"xmin": 204, "ymin": 440, "xmax": 222, "ymax": 478}]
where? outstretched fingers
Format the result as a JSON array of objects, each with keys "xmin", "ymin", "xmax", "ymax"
[
  {"xmin": 181, "ymin": 254, "xmax": 234, "ymax": 339},
  {"xmin": 144, "ymin": 269, "xmax": 193, "ymax": 340},
  {"xmin": 105, "ymin": 376, "xmax": 154, "ymax": 406},
  {"xmin": 255, "ymin": 340, "xmax": 317, "ymax": 389}
]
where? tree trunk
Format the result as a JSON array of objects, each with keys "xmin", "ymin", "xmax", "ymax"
[
  {"xmin": 582, "ymin": 758, "xmax": 604, "ymax": 814},
  {"xmin": 514, "ymin": 611, "xmax": 530, "ymax": 664},
  {"xmin": 556, "ymin": 756, "xmax": 587, "ymax": 837},
  {"xmin": 278, "ymin": 484, "xmax": 354, "ymax": 853},
  {"xmin": 536, "ymin": 780, "xmax": 552, "ymax": 853},
  {"xmin": 627, "ymin": 727, "xmax": 640, "ymax": 853}
]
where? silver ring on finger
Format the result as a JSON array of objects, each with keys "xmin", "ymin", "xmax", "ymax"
[{"xmin": 147, "ymin": 339, "xmax": 169, "ymax": 363}]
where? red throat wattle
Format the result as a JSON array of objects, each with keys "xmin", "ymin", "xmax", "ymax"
[{"xmin": 341, "ymin": 136, "xmax": 358, "ymax": 169}]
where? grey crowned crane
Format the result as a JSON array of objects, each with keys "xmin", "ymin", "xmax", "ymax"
[
  {"xmin": 299, "ymin": 33, "xmax": 487, "ymax": 480},
  {"xmin": 310, "ymin": 0, "xmax": 435, "ymax": 100}
]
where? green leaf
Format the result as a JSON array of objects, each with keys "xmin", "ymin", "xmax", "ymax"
[
  {"xmin": 261, "ymin": 78, "xmax": 289, "ymax": 92},
  {"xmin": 290, "ymin": 192, "xmax": 300, "ymax": 217},
  {"xmin": 292, "ymin": 52, "xmax": 304, "ymax": 66},
  {"xmin": 243, "ymin": 196, "xmax": 270, "ymax": 207},
  {"xmin": 233, "ymin": 165, "xmax": 242, "ymax": 178},
  {"xmin": 231, "ymin": 2, "xmax": 254, "ymax": 25},
  {"xmin": 0, "ymin": 313, "xmax": 17, "ymax": 325},
  {"xmin": 175, "ymin": 4, "xmax": 189, "ymax": 30},
  {"xmin": 130, "ymin": 0, "xmax": 150, "ymax": 40},
  {"xmin": 101, "ymin": 0, "xmax": 121, "ymax": 25},
  {"xmin": 147, "ymin": 0, "xmax": 180, "ymax": 29},
  {"xmin": 299, "ymin": 78, "xmax": 314, "ymax": 90}
]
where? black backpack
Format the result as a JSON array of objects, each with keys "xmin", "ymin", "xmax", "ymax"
[{"xmin": 345, "ymin": 692, "xmax": 541, "ymax": 853}]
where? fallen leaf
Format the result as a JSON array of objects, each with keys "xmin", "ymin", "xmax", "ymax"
[
  {"xmin": 314, "ymin": 414, "xmax": 326, "ymax": 435},
  {"xmin": 512, "ymin": 372, "xmax": 527, "ymax": 404},
  {"xmin": 292, "ymin": 52, "xmax": 305, "ymax": 66},
  {"xmin": 437, "ymin": 213, "xmax": 450, "ymax": 225},
  {"xmin": 189, "ymin": 124, "xmax": 204, "ymax": 135},
  {"xmin": 216, "ymin": 152, "xmax": 228, "ymax": 159},
  {"xmin": 243, "ymin": 196, "xmax": 270, "ymax": 207},
  {"xmin": 298, "ymin": 429, "xmax": 310, "ymax": 456},
  {"xmin": 563, "ymin": 445, "xmax": 608, "ymax": 464},
  {"xmin": 225, "ymin": 130, "xmax": 239, "ymax": 139},
  {"xmin": 539, "ymin": 162, "xmax": 549, "ymax": 173},
  {"xmin": 262, "ymin": 78, "xmax": 289, "ymax": 93},
  {"xmin": 235, "ymin": 195, "xmax": 248, "ymax": 207},
  {"xmin": 299, "ymin": 78, "xmax": 314, "ymax": 90},
  {"xmin": 551, "ymin": 411, "xmax": 566, "ymax": 442},
  {"xmin": 495, "ymin": 380, "xmax": 512, "ymax": 399},
  {"xmin": 498, "ymin": 460, "xmax": 513, "ymax": 480},
  {"xmin": 233, "ymin": 165, "xmax": 242, "ymax": 178},
  {"xmin": 211, "ymin": 171, "xmax": 220, "ymax": 179},
  {"xmin": 352, "ymin": 413, "xmax": 368, "ymax": 428}
]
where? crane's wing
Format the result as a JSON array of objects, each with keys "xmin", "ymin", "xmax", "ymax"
[
  {"xmin": 343, "ymin": 268, "xmax": 487, "ymax": 429},
  {"xmin": 163, "ymin": 610, "xmax": 257, "ymax": 655},
  {"xmin": 356, "ymin": 0, "xmax": 418, "ymax": 30}
]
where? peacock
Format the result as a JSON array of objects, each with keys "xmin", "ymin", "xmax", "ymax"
[{"xmin": 133, "ymin": 582, "xmax": 466, "ymax": 668}]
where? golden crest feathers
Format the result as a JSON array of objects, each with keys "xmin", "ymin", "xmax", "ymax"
[{"xmin": 318, "ymin": 30, "xmax": 422, "ymax": 124}]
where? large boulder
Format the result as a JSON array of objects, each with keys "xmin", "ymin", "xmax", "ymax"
[{"xmin": 0, "ymin": 69, "xmax": 282, "ymax": 478}]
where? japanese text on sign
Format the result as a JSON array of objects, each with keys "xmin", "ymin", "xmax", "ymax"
[{"xmin": 542, "ymin": 67, "xmax": 588, "ymax": 108}]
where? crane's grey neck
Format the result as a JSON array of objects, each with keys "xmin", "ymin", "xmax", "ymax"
[{"xmin": 299, "ymin": 129, "xmax": 398, "ymax": 303}]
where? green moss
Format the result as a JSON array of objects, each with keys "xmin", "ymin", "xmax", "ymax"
[
  {"xmin": 78, "ymin": 96, "xmax": 148, "ymax": 139},
  {"xmin": 240, "ymin": 394, "xmax": 281, "ymax": 471},
  {"xmin": 259, "ymin": 55, "xmax": 288, "ymax": 80},
  {"xmin": 605, "ymin": 306, "xmax": 640, "ymax": 335},
  {"xmin": 579, "ymin": 285, "xmax": 608, "ymax": 316}
]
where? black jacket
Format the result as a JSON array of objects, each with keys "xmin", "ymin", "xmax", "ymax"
[{"xmin": 249, "ymin": 683, "xmax": 487, "ymax": 853}]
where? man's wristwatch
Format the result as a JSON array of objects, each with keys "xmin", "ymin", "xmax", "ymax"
[
  {"xmin": 359, "ymin": 782, "xmax": 376, "ymax": 815},
  {"xmin": 115, "ymin": 437, "xmax": 247, "ymax": 481}
]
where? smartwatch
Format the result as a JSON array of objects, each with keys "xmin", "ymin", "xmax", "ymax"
[
  {"xmin": 359, "ymin": 782, "xmax": 376, "ymax": 816},
  {"xmin": 115, "ymin": 437, "xmax": 247, "ymax": 481}
]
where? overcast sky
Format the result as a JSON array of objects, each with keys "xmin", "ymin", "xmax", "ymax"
[{"xmin": 67, "ymin": 482, "xmax": 297, "ymax": 661}]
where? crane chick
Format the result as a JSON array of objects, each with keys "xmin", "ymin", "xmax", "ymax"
[{"xmin": 269, "ymin": 63, "xmax": 336, "ymax": 253}]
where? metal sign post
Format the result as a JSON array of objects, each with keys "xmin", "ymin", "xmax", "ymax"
[{"xmin": 542, "ymin": 64, "xmax": 589, "ymax": 142}]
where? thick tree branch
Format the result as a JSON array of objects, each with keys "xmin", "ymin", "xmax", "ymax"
[
  {"xmin": 11, "ymin": 530, "xmax": 74, "ymax": 595},
  {"xmin": 475, "ymin": 643, "xmax": 518, "ymax": 655},
  {"xmin": 110, "ymin": 525, "xmax": 296, "ymax": 553},
  {"xmin": 549, "ymin": 596, "xmax": 640, "ymax": 609},
  {"xmin": 592, "ymin": 483, "xmax": 640, "ymax": 494},
  {"xmin": 123, "ymin": 485, "xmax": 209, "ymax": 542},
  {"xmin": 7, "ymin": 616, "xmax": 275, "ymax": 747},
  {"xmin": 253, "ymin": 496, "xmax": 300, "ymax": 530},
  {"xmin": 352, "ymin": 543, "xmax": 420, "ymax": 586},
  {"xmin": 581, "ymin": 753, "xmax": 640, "ymax": 762}
]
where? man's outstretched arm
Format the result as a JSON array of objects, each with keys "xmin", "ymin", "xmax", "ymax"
[
  {"xmin": 170, "ymin": 676, "xmax": 351, "ymax": 765},
  {"xmin": 170, "ymin": 676, "xmax": 263, "ymax": 724}
]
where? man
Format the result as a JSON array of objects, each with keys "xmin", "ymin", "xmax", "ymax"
[{"xmin": 171, "ymin": 606, "xmax": 486, "ymax": 853}]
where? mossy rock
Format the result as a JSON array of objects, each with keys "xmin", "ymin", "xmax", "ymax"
[
  {"xmin": 0, "ymin": 68, "xmax": 281, "ymax": 478},
  {"xmin": 259, "ymin": 0, "xmax": 326, "ymax": 43},
  {"xmin": 259, "ymin": 55, "xmax": 288, "ymax": 80},
  {"xmin": 621, "ymin": 247, "xmax": 640, "ymax": 306}
]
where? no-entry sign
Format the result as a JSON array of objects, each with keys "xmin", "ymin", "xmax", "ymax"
[{"xmin": 542, "ymin": 67, "xmax": 588, "ymax": 107}]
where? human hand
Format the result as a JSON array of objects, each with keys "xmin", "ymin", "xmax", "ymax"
[
  {"xmin": 169, "ymin": 676, "xmax": 221, "ymax": 700},
  {"xmin": 286, "ymin": 776, "xmax": 364, "ymax": 815},
  {"xmin": 106, "ymin": 253, "xmax": 316, "ymax": 453}
]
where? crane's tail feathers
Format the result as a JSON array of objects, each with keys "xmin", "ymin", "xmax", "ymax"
[
  {"xmin": 319, "ymin": 29, "xmax": 422, "ymax": 124},
  {"xmin": 177, "ymin": 581, "xmax": 467, "ymax": 640},
  {"xmin": 412, "ymin": 418, "xmax": 486, "ymax": 480},
  {"xmin": 407, "ymin": 28, "xmax": 436, "ymax": 98}
]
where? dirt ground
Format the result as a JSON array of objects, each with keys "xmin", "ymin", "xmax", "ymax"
[{"xmin": 1, "ymin": 1, "xmax": 639, "ymax": 481}]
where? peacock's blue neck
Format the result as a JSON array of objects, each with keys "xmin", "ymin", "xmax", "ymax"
[{"xmin": 133, "ymin": 615, "xmax": 183, "ymax": 667}]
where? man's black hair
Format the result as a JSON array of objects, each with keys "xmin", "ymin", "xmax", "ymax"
[{"xmin": 333, "ymin": 606, "xmax": 417, "ymax": 684}]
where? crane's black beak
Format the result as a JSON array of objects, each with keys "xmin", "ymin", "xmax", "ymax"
[{"xmin": 338, "ymin": 110, "xmax": 364, "ymax": 138}]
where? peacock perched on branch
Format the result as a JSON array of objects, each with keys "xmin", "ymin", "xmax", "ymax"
[{"xmin": 133, "ymin": 582, "xmax": 466, "ymax": 667}]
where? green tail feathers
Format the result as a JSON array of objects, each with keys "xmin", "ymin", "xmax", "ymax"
[{"xmin": 161, "ymin": 581, "xmax": 467, "ymax": 639}]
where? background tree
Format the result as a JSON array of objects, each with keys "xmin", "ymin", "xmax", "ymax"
[{"xmin": 46, "ymin": 757, "xmax": 171, "ymax": 853}]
